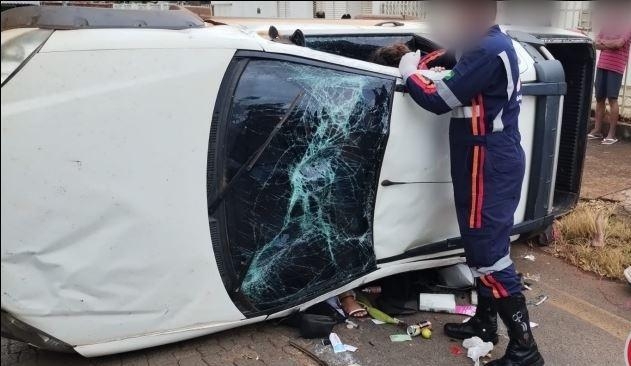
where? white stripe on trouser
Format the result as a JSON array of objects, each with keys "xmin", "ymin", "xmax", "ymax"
[
  {"xmin": 435, "ymin": 79, "xmax": 462, "ymax": 108},
  {"xmin": 494, "ymin": 51, "xmax": 516, "ymax": 133},
  {"xmin": 469, "ymin": 254, "xmax": 513, "ymax": 277}
]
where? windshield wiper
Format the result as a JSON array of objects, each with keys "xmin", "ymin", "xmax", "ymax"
[{"xmin": 208, "ymin": 91, "xmax": 305, "ymax": 215}]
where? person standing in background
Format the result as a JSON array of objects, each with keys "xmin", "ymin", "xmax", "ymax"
[{"xmin": 588, "ymin": 3, "xmax": 631, "ymax": 145}]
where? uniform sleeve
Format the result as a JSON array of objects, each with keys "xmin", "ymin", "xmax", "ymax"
[{"xmin": 405, "ymin": 47, "xmax": 501, "ymax": 115}]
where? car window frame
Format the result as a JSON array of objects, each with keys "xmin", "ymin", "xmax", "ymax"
[{"xmin": 207, "ymin": 50, "xmax": 397, "ymax": 316}]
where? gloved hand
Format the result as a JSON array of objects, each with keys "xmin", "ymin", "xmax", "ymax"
[{"xmin": 398, "ymin": 50, "xmax": 421, "ymax": 82}]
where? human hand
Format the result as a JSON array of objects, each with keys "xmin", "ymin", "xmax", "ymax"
[{"xmin": 399, "ymin": 50, "xmax": 421, "ymax": 81}]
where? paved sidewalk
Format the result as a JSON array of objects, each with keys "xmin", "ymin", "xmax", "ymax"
[{"xmin": 581, "ymin": 139, "xmax": 631, "ymax": 210}]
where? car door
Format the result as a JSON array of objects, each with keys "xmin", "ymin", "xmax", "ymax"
[
  {"xmin": 373, "ymin": 86, "xmax": 458, "ymax": 261},
  {"xmin": 208, "ymin": 51, "xmax": 397, "ymax": 314},
  {"xmin": 373, "ymin": 39, "xmax": 541, "ymax": 263}
]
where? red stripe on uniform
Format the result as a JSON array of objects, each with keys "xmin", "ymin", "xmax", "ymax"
[
  {"xmin": 485, "ymin": 274, "xmax": 509, "ymax": 298},
  {"xmin": 408, "ymin": 74, "xmax": 437, "ymax": 94},
  {"xmin": 479, "ymin": 275, "xmax": 500, "ymax": 298},
  {"xmin": 468, "ymin": 98, "xmax": 479, "ymax": 228},
  {"xmin": 475, "ymin": 95, "xmax": 486, "ymax": 228}
]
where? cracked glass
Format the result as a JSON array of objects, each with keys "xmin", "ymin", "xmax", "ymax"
[{"xmin": 218, "ymin": 59, "xmax": 394, "ymax": 311}]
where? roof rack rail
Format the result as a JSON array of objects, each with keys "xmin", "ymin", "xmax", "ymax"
[{"xmin": 1, "ymin": 5, "xmax": 205, "ymax": 31}]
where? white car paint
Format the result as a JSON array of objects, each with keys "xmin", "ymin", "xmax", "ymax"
[
  {"xmin": 1, "ymin": 20, "xmax": 573, "ymax": 355},
  {"xmin": 1, "ymin": 46, "xmax": 247, "ymax": 352}
]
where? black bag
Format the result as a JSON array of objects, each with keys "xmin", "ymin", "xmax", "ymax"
[{"xmin": 282, "ymin": 301, "xmax": 345, "ymax": 339}]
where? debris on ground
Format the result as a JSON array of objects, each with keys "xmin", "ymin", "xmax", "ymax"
[
  {"xmin": 527, "ymin": 294, "xmax": 548, "ymax": 306},
  {"xmin": 523, "ymin": 254, "xmax": 536, "ymax": 262},
  {"xmin": 406, "ymin": 321, "xmax": 432, "ymax": 337},
  {"xmin": 418, "ymin": 293, "xmax": 456, "ymax": 313},
  {"xmin": 389, "ymin": 334, "xmax": 412, "ymax": 342},
  {"xmin": 450, "ymin": 344, "xmax": 465, "ymax": 356},
  {"xmin": 418, "ymin": 293, "xmax": 477, "ymax": 316},
  {"xmin": 288, "ymin": 341, "xmax": 329, "ymax": 366},
  {"xmin": 523, "ymin": 273, "xmax": 541, "ymax": 282},
  {"xmin": 356, "ymin": 294, "xmax": 403, "ymax": 325},
  {"xmin": 530, "ymin": 321, "xmax": 539, "ymax": 329},
  {"xmin": 462, "ymin": 336, "xmax": 493, "ymax": 366},
  {"xmin": 329, "ymin": 333, "xmax": 345, "ymax": 353}
]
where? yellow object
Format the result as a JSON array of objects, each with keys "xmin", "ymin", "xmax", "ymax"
[{"xmin": 421, "ymin": 328, "xmax": 432, "ymax": 339}]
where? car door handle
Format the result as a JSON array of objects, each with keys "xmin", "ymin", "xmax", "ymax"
[{"xmin": 381, "ymin": 179, "xmax": 451, "ymax": 186}]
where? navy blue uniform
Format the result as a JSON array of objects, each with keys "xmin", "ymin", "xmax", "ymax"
[{"xmin": 406, "ymin": 25, "xmax": 524, "ymax": 299}]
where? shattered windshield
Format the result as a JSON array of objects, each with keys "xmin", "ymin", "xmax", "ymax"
[{"xmin": 214, "ymin": 59, "xmax": 394, "ymax": 312}]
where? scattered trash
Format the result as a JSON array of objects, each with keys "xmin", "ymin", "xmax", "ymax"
[
  {"xmin": 356, "ymin": 294, "xmax": 402, "ymax": 324},
  {"xmin": 406, "ymin": 321, "xmax": 432, "ymax": 337},
  {"xmin": 345, "ymin": 319, "xmax": 358, "ymax": 329},
  {"xmin": 329, "ymin": 333, "xmax": 346, "ymax": 353},
  {"xmin": 370, "ymin": 319, "xmax": 386, "ymax": 325},
  {"xmin": 421, "ymin": 328, "xmax": 432, "ymax": 339},
  {"xmin": 361, "ymin": 286, "xmax": 382, "ymax": 294},
  {"xmin": 455, "ymin": 305, "xmax": 477, "ymax": 317},
  {"xmin": 523, "ymin": 273, "xmax": 541, "ymax": 282},
  {"xmin": 344, "ymin": 345, "xmax": 357, "ymax": 352},
  {"xmin": 523, "ymin": 284, "xmax": 532, "ymax": 291},
  {"xmin": 450, "ymin": 344, "xmax": 465, "ymax": 356},
  {"xmin": 523, "ymin": 254, "xmax": 536, "ymax": 262},
  {"xmin": 438, "ymin": 263, "xmax": 475, "ymax": 288},
  {"xmin": 389, "ymin": 334, "xmax": 413, "ymax": 342},
  {"xmin": 419, "ymin": 293, "xmax": 456, "ymax": 313},
  {"xmin": 288, "ymin": 341, "xmax": 329, "ymax": 366},
  {"xmin": 530, "ymin": 321, "xmax": 539, "ymax": 329},
  {"xmin": 530, "ymin": 294, "xmax": 548, "ymax": 306},
  {"xmin": 418, "ymin": 293, "xmax": 477, "ymax": 316},
  {"xmin": 462, "ymin": 336, "xmax": 494, "ymax": 366}
]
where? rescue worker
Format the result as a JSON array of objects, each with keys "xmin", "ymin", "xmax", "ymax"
[{"xmin": 398, "ymin": 2, "xmax": 543, "ymax": 365}]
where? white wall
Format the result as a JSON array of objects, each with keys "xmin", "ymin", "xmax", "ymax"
[{"xmin": 211, "ymin": 1, "xmax": 312, "ymax": 18}]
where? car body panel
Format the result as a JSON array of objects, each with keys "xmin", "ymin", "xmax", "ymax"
[{"xmin": 1, "ymin": 47, "xmax": 245, "ymax": 346}]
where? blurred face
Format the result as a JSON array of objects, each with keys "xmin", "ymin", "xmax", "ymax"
[{"xmin": 429, "ymin": 1, "xmax": 496, "ymax": 49}]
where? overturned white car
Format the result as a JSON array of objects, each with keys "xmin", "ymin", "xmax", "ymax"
[{"xmin": 1, "ymin": 6, "xmax": 594, "ymax": 356}]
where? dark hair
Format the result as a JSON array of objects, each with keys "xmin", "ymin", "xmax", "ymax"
[{"xmin": 368, "ymin": 43, "xmax": 411, "ymax": 67}]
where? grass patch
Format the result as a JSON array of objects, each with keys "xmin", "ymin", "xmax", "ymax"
[{"xmin": 547, "ymin": 200, "xmax": 631, "ymax": 280}]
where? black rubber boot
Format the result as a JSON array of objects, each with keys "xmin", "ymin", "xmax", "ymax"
[
  {"xmin": 487, "ymin": 293, "xmax": 544, "ymax": 366},
  {"xmin": 444, "ymin": 295, "xmax": 499, "ymax": 344}
]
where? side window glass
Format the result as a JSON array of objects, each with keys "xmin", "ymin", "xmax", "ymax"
[
  {"xmin": 218, "ymin": 59, "xmax": 394, "ymax": 311},
  {"xmin": 305, "ymin": 34, "xmax": 438, "ymax": 64}
]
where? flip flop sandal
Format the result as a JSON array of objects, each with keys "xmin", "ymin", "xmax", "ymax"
[
  {"xmin": 601, "ymin": 138, "xmax": 618, "ymax": 145},
  {"xmin": 587, "ymin": 133, "xmax": 603, "ymax": 139},
  {"xmin": 347, "ymin": 308, "xmax": 368, "ymax": 318},
  {"xmin": 339, "ymin": 294, "xmax": 367, "ymax": 318}
]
